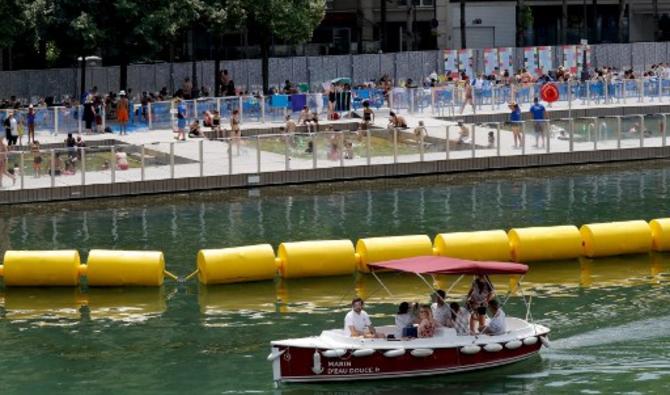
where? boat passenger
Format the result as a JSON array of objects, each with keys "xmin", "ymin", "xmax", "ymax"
[
  {"xmin": 445, "ymin": 302, "xmax": 470, "ymax": 336},
  {"xmin": 467, "ymin": 274, "xmax": 496, "ymax": 334},
  {"xmin": 394, "ymin": 302, "xmax": 415, "ymax": 338},
  {"xmin": 482, "ymin": 299, "xmax": 506, "ymax": 336},
  {"xmin": 418, "ymin": 305, "xmax": 437, "ymax": 338},
  {"xmin": 431, "ymin": 289, "xmax": 449, "ymax": 327},
  {"xmin": 344, "ymin": 298, "xmax": 380, "ymax": 338}
]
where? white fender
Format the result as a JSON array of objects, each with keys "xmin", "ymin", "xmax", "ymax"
[
  {"xmin": 540, "ymin": 335, "xmax": 550, "ymax": 348},
  {"xmin": 483, "ymin": 343, "xmax": 503, "ymax": 352},
  {"xmin": 505, "ymin": 340, "xmax": 523, "ymax": 350},
  {"xmin": 266, "ymin": 349, "xmax": 286, "ymax": 361},
  {"xmin": 312, "ymin": 351, "xmax": 324, "ymax": 374},
  {"xmin": 352, "ymin": 348, "xmax": 375, "ymax": 357},
  {"xmin": 322, "ymin": 349, "xmax": 347, "ymax": 358},
  {"xmin": 383, "ymin": 348, "xmax": 406, "ymax": 358},
  {"xmin": 410, "ymin": 348, "xmax": 434, "ymax": 357},
  {"xmin": 460, "ymin": 345, "xmax": 481, "ymax": 355},
  {"xmin": 523, "ymin": 336, "xmax": 538, "ymax": 346}
]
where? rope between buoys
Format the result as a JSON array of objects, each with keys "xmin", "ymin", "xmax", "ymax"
[
  {"xmin": 163, "ymin": 270, "xmax": 179, "ymax": 281},
  {"xmin": 182, "ymin": 269, "xmax": 199, "ymax": 282}
]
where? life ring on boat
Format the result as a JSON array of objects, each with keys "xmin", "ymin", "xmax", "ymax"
[
  {"xmin": 540, "ymin": 335, "xmax": 551, "ymax": 348},
  {"xmin": 410, "ymin": 348, "xmax": 434, "ymax": 357},
  {"xmin": 483, "ymin": 343, "xmax": 503, "ymax": 352},
  {"xmin": 540, "ymin": 83, "xmax": 559, "ymax": 103},
  {"xmin": 352, "ymin": 348, "xmax": 375, "ymax": 357},
  {"xmin": 322, "ymin": 349, "xmax": 347, "ymax": 358},
  {"xmin": 266, "ymin": 349, "xmax": 286, "ymax": 361},
  {"xmin": 504, "ymin": 340, "xmax": 523, "ymax": 350},
  {"xmin": 523, "ymin": 336, "xmax": 538, "ymax": 346},
  {"xmin": 383, "ymin": 348, "xmax": 406, "ymax": 358},
  {"xmin": 460, "ymin": 345, "xmax": 481, "ymax": 355}
]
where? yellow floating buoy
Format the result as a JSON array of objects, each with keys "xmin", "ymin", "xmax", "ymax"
[
  {"xmin": 277, "ymin": 240, "xmax": 356, "ymax": 278},
  {"xmin": 649, "ymin": 218, "xmax": 670, "ymax": 251},
  {"xmin": 86, "ymin": 249, "xmax": 165, "ymax": 286},
  {"xmin": 197, "ymin": 244, "xmax": 276, "ymax": 284},
  {"xmin": 508, "ymin": 225, "xmax": 582, "ymax": 262},
  {"xmin": 1, "ymin": 250, "xmax": 81, "ymax": 286},
  {"xmin": 580, "ymin": 220, "xmax": 652, "ymax": 258},
  {"xmin": 434, "ymin": 230, "xmax": 510, "ymax": 261},
  {"xmin": 356, "ymin": 235, "xmax": 433, "ymax": 273}
]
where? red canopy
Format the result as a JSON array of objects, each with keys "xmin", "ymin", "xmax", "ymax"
[{"xmin": 368, "ymin": 256, "xmax": 528, "ymax": 275}]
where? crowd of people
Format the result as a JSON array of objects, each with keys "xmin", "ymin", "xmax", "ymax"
[{"xmin": 344, "ymin": 274, "xmax": 506, "ymax": 340}]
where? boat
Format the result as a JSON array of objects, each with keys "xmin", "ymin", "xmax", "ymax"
[{"xmin": 268, "ymin": 256, "xmax": 550, "ymax": 383}]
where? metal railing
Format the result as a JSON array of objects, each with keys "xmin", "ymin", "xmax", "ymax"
[{"xmin": 1, "ymin": 113, "xmax": 668, "ymax": 192}]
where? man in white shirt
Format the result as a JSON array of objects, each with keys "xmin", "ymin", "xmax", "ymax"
[
  {"xmin": 482, "ymin": 299, "xmax": 506, "ymax": 336},
  {"xmin": 344, "ymin": 298, "xmax": 379, "ymax": 337},
  {"xmin": 431, "ymin": 289, "xmax": 450, "ymax": 327}
]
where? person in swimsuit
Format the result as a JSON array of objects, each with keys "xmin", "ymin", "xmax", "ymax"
[
  {"xmin": 467, "ymin": 274, "xmax": 496, "ymax": 334},
  {"xmin": 362, "ymin": 100, "xmax": 374, "ymax": 129},
  {"xmin": 460, "ymin": 77, "xmax": 475, "ymax": 115},
  {"xmin": 327, "ymin": 84, "xmax": 337, "ymax": 119},
  {"xmin": 27, "ymin": 104, "xmax": 36, "ymax": 143},
  {"xmin": 117, "ymin": 91, "xmax": 130, "ymax": 135}
]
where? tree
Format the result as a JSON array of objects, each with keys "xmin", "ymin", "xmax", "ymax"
[
  {"xmin": 201, "ymin": 0, "xmax": 245, "ymax": 96},
  {"xmin": 242, "ymin": 0, "xmax": 326, "ymax": 94},
  {"xmin": 0, "ymin": 0, "xmax": 29, "ymax": 70},
  {"xmin": 460, "ymin": 0, "xmax": 466, "ymax": 49}
]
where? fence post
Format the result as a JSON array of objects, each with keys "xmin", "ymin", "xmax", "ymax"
[
  {"xmin": 586, "ymin": 82, "xmax": 591, "ymax": 106},
  {"xmin": 521, "ymin": 121, "xmax": 526, "ymax": 155},
  {"xmin": 639, "ymin": 114, "xmax": 644, "ymax": 147},
  {"xmin": 365, "ymin": 130, "xmax": 371, "ymax": 166},
  {"xmin": 284, "ymin": 134, "xmax": 290, "ymax": 171},
  {"xmin": 496, "ymin": 123, "xmax": 501, "ymax": 157},
  {"xmin": 567, "ymin": 80, "xmax": 573, "ymax": 119},
  {"xmin": 260, "ymin": 95, "xmax": 266, "ymax": 123},
  {"xmin": 147, "ymin": 102, "xmax": 153, "ymax": 129},
  {"xmin": 141, "ymin": 144, "xmax": 145, "ymax": 181},
  {"xmin": 471, "ymin": 124, "xmax": 476, "ymax": 159},
  {"xmin": 393, "ymin": 128, "xmax": 398, "ymax": 164},
  {"xmin": 50, "ymin": 149, "xmax": 55, "ymax": 187},
  {"xmin": 193, "ymin": 99, "xmax": 198, "ymax": 122},
  {"xmin": 228, "ymin": 138, "xmax": 233, "ymax": 175},
  {"xmin": 199, "ymin": 139, "xmax": 204, "ymax": 177},
  {"xmin": 662, "ymin": 114, "xmax": 667, "ymax": 147},
  {"xmin": 19, "ymin": 151, "xmax": 24, "ymax": 189},
  {"xmin": 80, "ymin": 148, "xmax": 85, "ymax": 185},
  {"xmin": 169, "ymin": 142, "xmax": 175, "ymax": 179},
  {"xmin": 638, "ymin": 79, "xmax": 643, "ymax": 103},
  {"xmin": 239, "ymin": 96, "xmax": 244, "ymax": 124},
  {"xmin": 419, "ymin": 130, "xmax": 424, "ymax": 162},
  {"xmin": 617, "ymin": 116, "xmax": 622, "ymax": 149},
  {"xmin": 312, "ymin": 132, "xmax": 317, "ymax": 169},
  {"xmin": 101, "ymin": 106, "xmax": 106, "ymax": 132},
  {"xmin": 78, "ymin": 105, "xmax": 83, "ymax": 134},
  {"xmin": 256, "ymin": 135, "xmax": 262, "ymax": 173},
  {"xmin": 111, "ymin": 146, "xmax": 116, "ymax": 184},
  {"xmin": 569, "ymin": 118, "xmax": 574, "ymax": 152},
  {"xmin": 339, "ymin": 132, "xmax": 345, "ymax": 167},
  {"xmin": 446, "ymin": 125, "xmax": 450, "ymax": 160},
  {"xmin": 545, "ymin": 120, "xmax": 551, "ymax": 154}
]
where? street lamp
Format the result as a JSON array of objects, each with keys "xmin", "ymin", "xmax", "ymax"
[{"xmin": 77, "ymin": 55, "xmax": 102, "ymax": 101}]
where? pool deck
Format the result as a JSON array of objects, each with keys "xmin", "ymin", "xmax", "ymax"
[{"xmin": 2, "ymin": 98, "xmax": 670, "ymax": 205}]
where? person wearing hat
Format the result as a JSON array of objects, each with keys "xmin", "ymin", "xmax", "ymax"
[
  {"xmin": 117, "ymin": 91, "xmax": 129, "ymax": 135},
  {"xmin": 27, "ymin": 104, "xmax": 36, "ymax": 143}
]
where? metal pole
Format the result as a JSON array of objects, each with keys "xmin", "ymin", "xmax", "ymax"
[
  {"xmin": 592, "ymin": 121, "xmax": 597, "ymax": 151},
  {"xmin": 662, "ymin": 114, "xmax": 667, "ymax": 147},
  {"xmin": 284, "ymin": 134, "xmax": 290, "ymax": 170},
  {"xmin": 19, "ymin": 151, "xmax": 24, "ymax": 189},
  {"xmin": 366, "ymin": 130, "xmax": 371, "ymax": 166},
  {"xmin": 339, "ymin": 132, "xmax": 345, "ymax": 167},
  {"xmin": 50, "ymin": 149, "xmax": 55, "ymax": 187},
  {"xmin": 639, "ymin": 114, "xmax": 644, "ymax": 147},
  {"xmin": 256, "ymin": 135, "xmax": 261, "ymax": 173},
  {"xmin": 78, "ymin": 105, "xmax": 83, "ymax": 134},
  {"xmin": 111, "ymin": 146, "xmax": 116, "ymax": 183},
  {"xmin": 148, "ymin": 102, "xmax": 153, "ymax": 129},
  {"xmin": 638, "ymin": 79, "xmax": 643, "ymax": 103},
  {"xmin": 419, "ymin": 130, "xmax": 424, "ymax": 162},
  {"xmin": 261, "ymin": 95, "xmax": 266, "ymax": 123},
  {"xmin": 80, "ymin": 148, "xmax": 85, "ymax": 185},
  {"xmin": 101, "ymin": 105, "xmax": 106, "ymax": 132},
  {"xmin": 393, "ymin": 128, "xmax": 398, "ymax": 164},
  {"xmin": 170, "ymin": 142, "xmax": 175, "ymax": 178},
  {"xmin": 199, "ymin": 139, "xmax": 204, "ymax": 177},
  {"xmin": 471, "ymin": 124, "xmax": 476, "ymax": 158},
  {"xmin": 141, "ymin": 144, "xmax": 145, "ymax": 181},
  {"xmin": 521, "ymin": 121, "xmax": 526, "ymax": 155},
  {"xmin": 239, "ymin": 96, "xmax": 244, "ymax": 124},
  {"xmin": 496, "ymin": 123, "xmax": 501, "ymax": 157},
  {"xmin": 569, "ymin": 119, "xmax": 574, "ymax": 152},
  {"xmin": 545, "ymin": 120, "xmax": 550, "ymax": 154},
  {"xmin": 409, "ymin": 89, "xmax": 415, "ymax": 114},
  {"xmin": 312, "ymin": 133, "xmax": 317, "ymax": 169},
  {"xmin": 54, "ymin": 107, "xmax": 59, "ymax": 135},
  {"xmin": 617, "ymin": 116, "xmax": 622, "ymax": 149},
  {"xmin": 228, "ymin": 138, "xmax": 233, "ymax": 175},
  {"xmin": 446, "ymin": 126, "xmax": 450, "ymax": 160},
  {"xmin": 568, "ymin": 80, "xmax": 573, "ymax": 119}
]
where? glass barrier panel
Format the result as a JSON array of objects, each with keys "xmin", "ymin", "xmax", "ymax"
[
  {"xmin": 202, "ymin": 138, "xmax": 230, "ymax": 177},
  {"xmin": 423, "ymin": 125, "xmax": 449, "ymax": 161},
  {"xmin": 514, "ymin": 84, "xmax": 532, "ymax": 105},
  {"xmin": 433, "ymin": 87, "xmax": 454, "ymax": 117},
  {"xmin": 572, "ymin": 118, "xmax": 598, "ymax": 152},
  {"xmin": 341, "ymin": 130, "xmax": 367, "ymax": 167},
  {"xmin": 396, "ymin": 127, "xmax": 422, "ymax": 163},
  {"xmin": 56, "ymin": 106, "xmax": 80, "ymax": 134},
  {"xmin": 643, "ymin": 78, "xmax": 660, "ymax": 102},
  {"xmin": 142, "ymin": 142, "xmax": 172, "ymax": 180},
  {"xmin": 413, "ymin": 88, "xmax": 432, "ymax": 113},
  {"xmin": 264, "ymin": 95, "xmax": 288, "ymax": 123},
  {"xmin": 368, "ymin": 128, "xmax": 397, "ymax": 166},
  {"xmin": 475, "ymin": 123, "xmax": 501, "ymax": 158},
  {"xmin": 2, "ymin": 150, "xmax": 21, "ymax": 190},
  {"xmin": 172, "ymin": 140, "xmax": 200, "ymax": 179},
  {"xmin": 316, "ymin": 131, "xmax": 342, "ymax": 169},
  {"xmin": 285, "ymin": 132, "xmax": 313, "ymax": 171},
  {"xmin": 391, "ymin": 88, "xmax": 410, "ymax": 113},
  {"xmin": 219, "ymin": 97, "xmax": 241, "ymax": 124},
  {"xmin": 234, "ymin": 134, "xmax": 257, "ymax": 174},
  {"xmin": 588, "ymin": 81, "xmax": 605, "ymax": 104},
  {"xmin": 548, "ymin": 119, "xmax": 571, "ymax": 154},
  {"xmin": 242, "ymin": 96, "xmax": 263, "ymax": 123},
  {"xmin": 643, "ymin": 114, "xmax": 663, "ymax": 148},
  {"xmin": 150, "ymin": 101, "xmax": 173, "ymax": 130},
  {"xmin": 594, "ymin": 117, "xmax": 620, "ymax": 150},
  {"xmin": 662, "ymin": 79, "xmax": 670, "ymax": 98},
  {"xmin": 82, "ymin": 145, "xmax": 113, "ymax": 185},
  {"xmin": 258, "ymin": 134, "xmax": 291, "ymax": 172}
]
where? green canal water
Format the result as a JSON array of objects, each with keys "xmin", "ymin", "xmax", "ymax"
[{"xmin": 1, "ymin": 161, "xmax": 670, "ymax": 394}]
